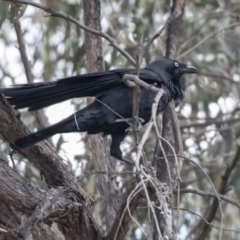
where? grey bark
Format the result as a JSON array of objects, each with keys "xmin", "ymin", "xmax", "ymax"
[
  {"xmin": 0, "ymin": 94, "xmax": 103, "ymax": 239},
  {"xmin": 154, "ymin": 0, "xmax": 185, "ymax": 239},
  {"xmin": 83, "ymin": 0, "xmax": 120, "ymax": 233}
]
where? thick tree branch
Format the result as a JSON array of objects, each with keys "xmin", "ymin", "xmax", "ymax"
[
  {"xmin": 82, "ymin": 0, "xmax": 120, "ymax": 233},
  {"xmin": 0, "ymin": 158, "xmax": 102, "ymax": 240},
  {"xmin": 0, "ymin": 94, "xmax": 103, "ymax": 239},
  {"xmin": 153, "ymin": 0, "xmax": 185, "ymax": 239}
]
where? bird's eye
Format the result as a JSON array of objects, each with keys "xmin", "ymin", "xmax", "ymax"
[{"xmin": 175, "ymin": 62, "xmax": 179, "ymax": 67}]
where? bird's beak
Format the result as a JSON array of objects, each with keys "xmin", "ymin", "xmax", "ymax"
[{"xmin": 181, "ymin": 65, "xmax": 198, "ymax": 74}]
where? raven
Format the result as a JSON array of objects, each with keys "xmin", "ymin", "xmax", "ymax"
[{"xmin": 2, "ymin": 58, "xmax": 198, "ymax": 163}]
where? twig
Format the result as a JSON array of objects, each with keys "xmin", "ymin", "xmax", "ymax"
[
  {"xmin": 176, "ymin": 207, "xmax": 240, "ymax": 234},
  {"xmin": 113, "ymin": 180, "xmax": 146, "ymax": 240},
  {"xmin": 176, "ymin": 188, "xmax": 240, "ymax": 209},
  {"xmin": 153, "ymin": 121, "xmax": 172, "ymax": 187},
  {"xmin": 131, "ymin": 35, "xmax": 142, "ymax": 165},
  {"xmin": 199, "ymin": 71, "xmax": 240, "ymax": 85},
  {"xmin": 135, "ymin": 89, "xmax": 165, "ymax": 169},
  {"xmin": 3, "ymin": 0, "xmax": 137, "ymax": 67},
  {"xmin": 122, "ymin": 74, "xmax": 160, "ymax": 93},
  {"xmin": 181, "ymin": 117, "xmax": 240, "ymax": 129},
  {"xmin": 183, "ymin": 156, "xmax": 224, "ymax": 240},
  {"xmin": 9, "ymin": 150, "xmax": 16, "ymax": 170},
  {"xmin": 195, "ymin": 146, "xmax": 240, "ymax": 239},
  {"xmin": 140, "ymin": 13, "xmax": 176, "ymax": 57},
  {"xmin": 177, "ymin": 22, "xmax": 240, "ymax": 59},
  {"xmin": 139, "ymin": 168, "xmax": 163, "ymax": 239},
  {"xmin": 13, "ymin": 14, "xmax": 53, "ymax": 144},
  {"xmin": 13, "ymin": 19, "xmax": 34, "ymax": 83}
]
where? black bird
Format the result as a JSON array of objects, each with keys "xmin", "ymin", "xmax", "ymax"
[{"xmin": 1, "ymin": 58, "xmax": 198, "ymax": 164}]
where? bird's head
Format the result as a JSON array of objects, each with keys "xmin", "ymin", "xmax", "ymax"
[
  {"xmin": 147, "ymin": 58, "xmax": 198, "ymax": 82},
  {"xmin": 146, "ymin": 58, "xmax": 198, "ymax": 100}
]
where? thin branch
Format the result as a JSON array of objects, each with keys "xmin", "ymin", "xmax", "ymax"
[
  {"xmin": 199, "ymin": 71, "xmax": 240, "ymax": 85},
  {"xmin": 176, "ymin": 207, "xmax": 240, "ymax": 234},
  {"xmin": 195, "ymin": 146, "xmax": 240, "ymax": 239},
  {"xmin": 181, "ymin": 117, "xmax": 240, "ymax": 129},
  {"xmin": 144, "ymin": 14, "xmax": 175, "ymax": 51},
  {"xmin": 134, "ymin": 88, "xmax": 165, "ymax": 169},
  {"xmin": 122, "ymin": 74, "xmax": 160, "ymax": 93},
  {"xmin": 3, "ymin": 0, "xmax": 137, "ymax": 67},
  {"xmin": 176, "ymin": 188, "xmax": 240, "ymax": 209},
  {"xmin": 106, "ymin": 182, "xmax": 142, "ymax": 240},
  {"xmin": 177, "ymin": 22, "xmax": 240, "ymax": 59},
  {"xmin": 13, "ymin": 16, "xmax": 53, "ymax": 145},
  {"xmin": 183, "ymin": 156, "xmax": 224, "ymax": 240},
  {"xmin": 13, "ymin": 19, "xmax": 34, "ymax": 83},
  {"xmin": 139, "ymin": 13, "xmax": 176, "ymax": 59}
]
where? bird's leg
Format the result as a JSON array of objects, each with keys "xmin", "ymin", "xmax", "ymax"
[{"xmin": 110, "ymin": 132, "xmax": 134, "ymax": 165}]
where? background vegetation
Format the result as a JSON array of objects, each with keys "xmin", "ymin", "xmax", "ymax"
[{"xmin": 0, "ymin": 0, "xmax": 240, "ymax": 239}]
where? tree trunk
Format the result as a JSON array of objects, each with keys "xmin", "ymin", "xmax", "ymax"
[{"xmin": 83, "ymin": 0, "xmax": 120, "ymax": 233}]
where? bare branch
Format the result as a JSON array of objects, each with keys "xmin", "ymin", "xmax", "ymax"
[
  {"xmin": 0, "ymin": 158, "xmax": 102, "ymax": 240},
  {"xmin": 181, "ymin": 117, "xmax": 240, "ymax": 129},
  {"xmin": 122, "ymin": 74, "xmax": 160, "ymax": 93},
  {"xmin": 83, "ymin": 0, "xmax": 120, "ymax": 233},
  {"xmin": 176, "ymin": 188, "xmax": 240, "ymax": 209},
  {"xmin": 106, "ymin": 183, "xmax": 142, "ymax": 240},
  {"xmin": 194, "ymin": 147, "xmax": 240, "ymax": 239},
  {"xmin": 3, "ymin": 0, "xmax": 136, "ymax": 67},
  {"xmin": 13, "ymin": 19, "xmax": 33, "ymax": 83},
  {"xmin": 13, "ymin": 16, "xmax": 53, "ymax": 146},
  {"xmin": 199, "ymin": 71, "xmax": 240, "ymax": 85},
  {"xmin": 140, "ymin": 13, "xmax": 176, "ymax": 57},
  {"xmin": 177, "ymin": 22, "xmax": 240, "ymax": 59},
  {"xmin": 0, "ymin": 94, "xmax": 103, "ymax": 238},
  {"xmin": 177, "ymin": 207, "xmax": 240, "ymax": 234},
  {"xmin": 183, "ymin": 156, "xmax": 224, "ymax": 240}
]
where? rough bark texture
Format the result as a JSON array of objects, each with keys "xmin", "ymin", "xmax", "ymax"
[
  {"xmin": 0, "ymin": 94, "xmax": 103, "ymax": 239},
  {"xmin": 105, "ymin": 185, "xmax": 142, "ymax": 240},
  {"xmin": 0, "ymin": 199, "xmax": 20, "ymax": 229},
  {"xmin": 154, "ymin": 0, "xmax": 185, "ymax": 239},
  {"xmin": 83, "ymin": 0, "xmax": 120, "ymax": 232}
]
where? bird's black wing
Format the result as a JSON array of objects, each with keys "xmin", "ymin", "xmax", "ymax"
[{"xmin": 1, "ymin": 68, "xmax": 161, "ymax": 110}]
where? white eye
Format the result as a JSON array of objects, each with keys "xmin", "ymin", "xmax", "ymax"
[{"xmin": 175, "ymin": 62, "xmax": 179, "ymax": 67}]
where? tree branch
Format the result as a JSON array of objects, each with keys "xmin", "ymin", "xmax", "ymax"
[
  {"xmin": 181, "ymin": 117, "xmax": 240, "ymax": 129},
  {"xmin": 82, "ymin": 0, "xmax": 120, "ymax": 233},
  {"xmin": 0, "ymin": 158, "xmax": 102, "ymax": 240},
  {"xmin": 3, "ymin": 0, "xmax": 136, "ymax": 67},
  {"xmin": 153, "ymin": 0, "xmax": 185, "ymax": 238},
  {"xmin": 13, "ymin": 16, "xmax": 53, "ymax": 145},
  {"xmin": 176, "ymin": 188, "xmax": 240, "ymax": 209},
  {"xmin": 177, "ymin": 21, "xmax": 240, "ymax": 59},
  {"xmin": 0, "ymin": 94, "xmax": 103, "ymax": 239},
  {"xmin": 196, "ymin": 146, "xmax": 240, "ymax": 239}
]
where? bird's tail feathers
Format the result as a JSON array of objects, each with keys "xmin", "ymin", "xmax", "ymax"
[
  {"xmin": 15, "ymin": 125, "xmax": 59, "ymax": 148},
  {"xmin": 1, "ymin": 72, "xmax": 123, "ymax": 110}
]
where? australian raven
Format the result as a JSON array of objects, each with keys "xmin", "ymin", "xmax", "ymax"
[{"xmin": 1, "ymin": 58, "xmax": 198, "ymax": 163}]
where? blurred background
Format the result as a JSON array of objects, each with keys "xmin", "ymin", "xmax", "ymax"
[{"xmin": 0, "ymin": 0, "xmax": 240, "ymax": 239}]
